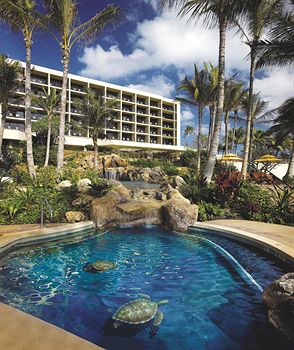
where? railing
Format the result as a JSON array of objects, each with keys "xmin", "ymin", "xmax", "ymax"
[{"xmin": 40, "ymin": 198, "xmax": 53, "ymax": 228}]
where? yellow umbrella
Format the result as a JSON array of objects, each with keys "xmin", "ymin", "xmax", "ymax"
[
  {"xmin": 221, "ymin": 153, "xmax": 243, "ymax": 162},
  {"xmin": 254, "ymin": 154, "xmax": 282, "ymax": 163}
]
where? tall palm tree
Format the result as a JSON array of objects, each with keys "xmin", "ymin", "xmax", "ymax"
[
  {"xmin": 0, "ymin": 0, "xmax": 45, "ymax": 178},
  {"xmin": 177, "ymin": 64, "xmax": 209, "ymax": 174},
  {"xmin": 0, "ymin": 55, "xmax": 22, "ymax": 155},
  {"xmin": 44, "ymin": 0, "xmax": 122, "ymax": 172},
  {"xmin": 76, "ymin": 89, "xmax": 118, "ymax": 169},
  {"xmin": 267, "ymin": 98, "xmax": 294, "ymax": 177},
  {"xmin": 223, "ymin": 80, "xmax": 246, "ymax": 154},
  {"xmin": 256, "ymin": 6, "xmax": 294, "ymax": 68},
  {"xmin": 240, "ymin": 0, "xmax": 284, "ymax": 178},
  {"xmin": 241, "ymin": 93, "xmax": 268, "ymax": 166},
  {"xmin": 160, "ymin": 0, "xmax": 249, "ymax": 182},
  {"xmin": 204, "ymin": 62, "xmax": 218, "ymax": 151},
  {"xmin": 32, "ymin": 88, "xmax": 60, "ymax": 167}
]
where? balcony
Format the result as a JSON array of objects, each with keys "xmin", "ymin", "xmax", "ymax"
[
  {"xmin": 71, "ymin": 85, "xmax": 84, "ymax": 93},
  {"xmin": 163, "ymin": 123, "xmax": 173, "ymax": 128},
  {"xmin": 4, "ymin": 121, "xmax": 25, "ymax": 131},
  {"xmin": 137, "ymin": 118, "xmax": 146, "ymax": 124},
  {"xmin": 137, "ymin": 108, "xmax": 147, "ymax": 115},
  {"xmin": 107, "ymin": 92, "xmax": 119, "ymax": 99},
  {"xmin": 122, "ymin": 134, "xmax": 132, "ymax": 141},
  {"xmin": 8, "ymin": 111, "xmax": 24, "ymax": 119},
  {"xmin": 162, "ymin": 105, "xmax": 173, "ymax": 111},
  {"xmin": 32, "ymin": 76, "xmax": 47, "ymax": 85},
  {"xmin": 122, "ymin": 95, "xmax": 132, "ymax": 102},
  {"xmin": 51, "ymin": 80, "xmax": 62, "ymax": 88},
  {"xmin": 122, "ymin": 105, "xmax": 132, "ymax": 112},
  {"xmin": 137, "ymin": 98, "xmax": 146, "ymax": 105}
]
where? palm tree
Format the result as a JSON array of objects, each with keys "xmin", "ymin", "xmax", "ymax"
[
  {"xmin": 241, "ymin": 93, "xmax": 268, "ymax": 166},
  {"xmin": 177, "ymin": 64, "xmax": 209, "ymax": 174},
  {"xmin": 0, "ymin": 0, "xmax": 46, "ymax": 178},
  {"xmin": 204, "ymin": 62, "xmax": 218, "ymax": 151},
  {"xmin": 76, "ymin": 89, "xmax": 118, "ymax": 169},
  {"xmin": 267, "ymin": 98, "xmax": 294, "ymax": 177},
  {"xmin": 223, "ymin": 80, "xmax": 246, "ymax": 154},
  {"xmin": 240, "ymin": 0, "xmax": 284, "ymax": 178},
  {"xmin": 160, "ymin": 0, "xmax": 249, "ymax": 182},
  {"xmin": 256, "ymin": 6, "xmax": 294, "ymax": 68},
  {"xmin": 228, "ymin": 126, "xmax": 245, "ymax": 152},
  {"xmin": 44, "ymin": 0, "xmax": 122, "ymax": 172},
  {"xmin": 184, "ymin": 125, "xmax": 195, "ymax": 143},
  {"xmin": 32, "ymin": 88, "xmax": 60, "ymax": 167},
  {"xmin": 0, "ymin": 55, "xmax": 22, "ymax": 155}
]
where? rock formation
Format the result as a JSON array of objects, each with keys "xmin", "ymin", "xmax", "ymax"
[
  {"xmin": 263, "ymin": 272, "xmax": 294, "ymax": 344},
  {"xmin": 91, "ymin": 182, "xmax": 198, "ymax": 231}
]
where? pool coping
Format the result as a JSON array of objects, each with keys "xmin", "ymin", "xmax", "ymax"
[
  {"xmin": 192, "ymin": 222, "xmax": 294, "ymax": 267},
  {"xmin": 0, "ymin": 221, "xmax": 94, "ymax": 258}
]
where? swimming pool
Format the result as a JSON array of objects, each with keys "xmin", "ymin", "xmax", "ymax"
[{"xmin": 0, "ymin": 226, "xmax": 291, "ymax": 350}]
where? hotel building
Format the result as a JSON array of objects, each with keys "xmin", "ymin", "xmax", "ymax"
[{"xmin": 2, "ymin": 62, "xmax": 184, "ymax": 152}]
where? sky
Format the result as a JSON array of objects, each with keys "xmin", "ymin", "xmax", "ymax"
[{"xmin": 1, "ymin": 0, "xmax": 293, "ymax": 146}]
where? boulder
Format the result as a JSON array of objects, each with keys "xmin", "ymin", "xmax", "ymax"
[
  {"xmin": 65, "ymin": 211, "xmax": 86, "ymax": 222},
  {"xmin": 91, "ymin": 184, "xmax": 130, "ymax": 229},
  {"xmin": 56, "ymin": 180, "xmax": 72, "ymax": 191},
  {"xmin": 171, "ymin": 176, "xmax": 186, "ymax": 189},
  {"xmin": 72, "ymin": 194, "xmax": 93, "ymax": 207},
  {"xmin": 263, "ymin": 273, "xmax": 294, "ymax": 344},
  {"xmin": 77, "ymin": 178, "xmax": 92, "ymax": 193},
  {"xmin": 155, "ymin": 191, "xmax": 166, "ymax": 201},
  {"xmin": 162, "ymin": 198, "xmax": 198, "ymax": 231}
]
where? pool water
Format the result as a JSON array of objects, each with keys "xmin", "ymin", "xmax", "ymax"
[{"xmin": 0, "ymin": 226, "xmax": 291, "ymax": 350}]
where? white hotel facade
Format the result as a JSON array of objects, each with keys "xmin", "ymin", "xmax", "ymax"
[{"xmin": 2, "ymin": 62, "xmax": 184, "ymax": 152}]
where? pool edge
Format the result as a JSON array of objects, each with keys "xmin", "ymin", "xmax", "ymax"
[{"xmin": 192, "ymin": 222, "xmax": 294, "ymax": 267}]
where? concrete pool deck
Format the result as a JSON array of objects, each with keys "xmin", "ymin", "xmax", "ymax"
[{"xmin": 0, "ymin": 219, "xmax": 293, "ymax": 349}]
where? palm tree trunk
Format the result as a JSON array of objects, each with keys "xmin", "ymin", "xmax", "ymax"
[
  {"xmin": 241, "ymin": 47, "xmax": 257, "ymax": 178},
  {"xmin": 197, "ymin": 106, "xmax": 203, "ymax": 174},
  {"xmin": 93, "ymin": 139, "xmax": 99, "ymax": 169},
  {"xmin": 24, "ymin": 39, "xmax": 36, "ymax": 179},
  {"xmin": 44, "ymin": 118, "xmax": 51, "ymax": 167},
  {"xmin": 248, "ymin": 119, "xmax": 254, "ymax": 167},
  {"xmin": 224, "ymin": 111, "xmax": 229, "ymax": 154},
  {"xmin": 203, "ymin": 20, "xmax": 228, "ymax": 183},
  {"xmin": 0, "ymin": 111, "xmax": 6, "ymax": 155},
  {"xmin": 231, "ymin": 111, "xmax": 237, "ymax": 152},
  {"xmin": 208, "ymin": 104, "xmax": 215, "ymax": 152},
  {"xmin": 286, "ymin": 138, "xmax": 294, "ymax": 178},
  {"xmin": 57, "ymin": 49, "xmax": 70, "ymax": 171}
]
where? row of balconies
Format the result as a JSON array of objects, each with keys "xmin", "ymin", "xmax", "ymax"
[{"xmin": 3, "ymin": 120, "xmax": 176, "ymax": 145}]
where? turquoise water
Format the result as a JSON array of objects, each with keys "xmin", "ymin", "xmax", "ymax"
[{"xmin": 0, "ymin": 226, "xmax": 291, "ymax": 350}]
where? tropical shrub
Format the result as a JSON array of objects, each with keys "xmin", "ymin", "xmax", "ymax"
[
  {"xmin": 198, "ymin": 201, "xmax": 225, "ymax": 222},
  {"xmin": 214, "ymin": 172, "xmax": 243, "ymax": 206},
  {"xmin": 89, "ymin": 178, "xmax": 112, "ymax": 198},
  {"xmin": 235, "ymin": 182, "xmax": 275, "ymax": 222},
  {"xmin": 9, "ymin": 163, "xmax": 31, "ymax": 184}
]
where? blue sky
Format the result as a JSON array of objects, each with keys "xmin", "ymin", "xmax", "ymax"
[{"xmin": 1, "ymin": 0, "xmax": 293, "ymax": 145}]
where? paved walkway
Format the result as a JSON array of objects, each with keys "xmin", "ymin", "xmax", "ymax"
[{"xmin": 208, "ymin": 220, "xmax": 294, "ymax": 248}]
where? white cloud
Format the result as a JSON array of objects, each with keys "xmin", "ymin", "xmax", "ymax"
[
  {"xmin": 181, "ymin": 109, "xmax": 194, "ymax": 122},
  {"xmin": 254, "ymin": 67, "xmax": 294, "ymax": 110},
  {"xmin": 79, "ymin": 10, "xmax": 249, "ymax": 80},
  {"xmin": 127, "ymin": 74, "xmax": 175, "ymax": 96},
  {"xmin": 139, "ymin": 0, "xmax": 157, "ymax": 10}
]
